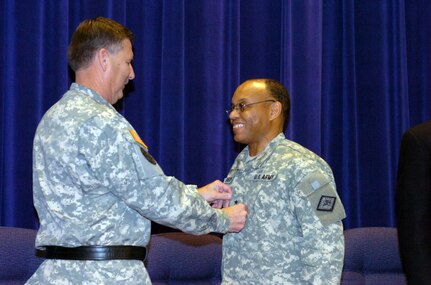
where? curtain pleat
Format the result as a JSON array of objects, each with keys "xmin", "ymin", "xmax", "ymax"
[{"xmin": 1, "ymin": 0, "xmax": 430, "ymax": 230}]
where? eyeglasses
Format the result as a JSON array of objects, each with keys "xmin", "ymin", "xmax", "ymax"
[{"xmin": 225, "ymin": 99, "xmax": 276, "ymax": 115}]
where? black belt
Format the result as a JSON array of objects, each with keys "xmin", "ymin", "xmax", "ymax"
[{"xmin": 42, "ymin": 245, "xmax": 147, "ymax": 261}]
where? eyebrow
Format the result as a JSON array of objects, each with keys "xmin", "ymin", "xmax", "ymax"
[
  {"xmin": 232, "ymin": 98, "xmax": 256, "ymax": 105},
  {"xmin": 234, "ymin": 97, "xmax": 252, "ymax": 102}
]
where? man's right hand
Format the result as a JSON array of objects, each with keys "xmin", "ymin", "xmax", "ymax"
[{"xmin": 222, "ymin": 203, "xmax": 247, "ymax": 232}]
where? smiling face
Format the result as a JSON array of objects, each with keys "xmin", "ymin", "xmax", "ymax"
[
  {"xmin": 105, "ymin": 39, "xmax": 135, "ymax": 104},
  {"xmin": 229, "ymin": 80, "xmax": 280, "ymax": 155}
]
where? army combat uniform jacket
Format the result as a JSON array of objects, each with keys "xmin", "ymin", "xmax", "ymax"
[
  {"xmin": 222, "ymin": 133, "xmax": 346, "ymax": 285},
  {"xmin": 27, "ymin": 83, "xmax": 229, "ymax": 284}
]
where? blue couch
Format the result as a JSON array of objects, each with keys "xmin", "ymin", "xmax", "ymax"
[
  {"xmin": 0, "ymin": 227, "xmax": 43, "ymax": 285},
  {"xmin": 0, "ymin": 227, "xmax": 221, "ymax": 284},
  {"xmin": 146, "ymin": 232, "xmax": 222, "ymax": 284},
  {"xmin": 341, "ymin": 227, "xmax": 407, "ymax": 285},
  {"xmin": 0, "ymin": 226, "xmax": 406, "ymax": 284}
]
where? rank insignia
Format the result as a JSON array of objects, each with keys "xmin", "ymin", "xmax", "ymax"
[{"xmin": 317, "ymin": 195, "xmax": 336, "ymax": 211}]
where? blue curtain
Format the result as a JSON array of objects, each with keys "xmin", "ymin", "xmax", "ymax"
[{"xmin": 1, "ymin": 0, "xmax": 430, "ymax": 230}]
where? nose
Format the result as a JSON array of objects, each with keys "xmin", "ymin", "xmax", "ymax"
[
  {"xmin": 228, "ymin": 108, "xmax": 239, "ymax": 120},
  {"xmin": 129, "ymin": 65, "xmax": 135, "ymax": 80}
]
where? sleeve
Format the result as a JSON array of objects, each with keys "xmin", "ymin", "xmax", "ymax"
[
  {"xmin": 77, "ymin": 118, "xmax": 230, "ymax": 235},
  {"xmin": 396, "ymin": 130, "xmax": 431, "ymax": 284},
  {"xmin": 294, "ymin": 170, "xmax": 346, "ymax": 285}
]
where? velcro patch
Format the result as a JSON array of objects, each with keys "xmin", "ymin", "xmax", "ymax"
[
  {"xmin": 311, "ymin": 180, "xmax": 322, "ymax": 190},
  {"xmin": 317, "ymin": 195, "xmax": 336, "ymax": 211},
  {"xmin": 297, "ymin": 172, "xmax": 346, "ymax": 226}
]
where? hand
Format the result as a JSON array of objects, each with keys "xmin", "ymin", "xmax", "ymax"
[
  {"xmin": 198, "ymin": 180, "xmax": 232, "ymax": 209},
  {"xmin": 222, "ymin": 203, "xmax": 247, "ymax": 232}
]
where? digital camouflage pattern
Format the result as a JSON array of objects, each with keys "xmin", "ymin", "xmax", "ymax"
[
  {"xmin": 27, "ymin": 83, "xmax": 229, "ymax": 284},
  {"xmin": 222, "ymin": 133, "xmax": 346, "ymax": 285}
]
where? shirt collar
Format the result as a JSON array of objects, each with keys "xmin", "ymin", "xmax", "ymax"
[
  {"xmin": 236, "ymin": 132, "xmax": 285, "ymax": 169},
  {"xmin": 70, "ymin": 83, "xmax": 116, "ymax": 111}
]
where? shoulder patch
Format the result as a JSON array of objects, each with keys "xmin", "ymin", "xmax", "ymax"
[
  {"xmin": 129, "ymin": 129, "xmax": 148, "ymax": 150},
  {"xmin": 297, "ymin": 172, "xmax": 346, "ymax": 226},
  {"xmin": 140, "ymin": 148, "xmax": 157, "ymax": 165},
  {"xmin": 317, "ymin": 195, "xmax": 336, "ymax": 211}
]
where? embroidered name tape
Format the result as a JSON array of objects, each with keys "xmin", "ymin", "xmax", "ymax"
[{"xmin": 250, "ymin": 173, "xmax": 277, "ymax": 181}]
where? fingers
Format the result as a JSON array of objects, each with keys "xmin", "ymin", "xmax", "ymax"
[
  {"xmin": 214, "ymin": 180, "xmax": 232, "ymax": 194},
  {"xmin": 211, "ymin": 200, "xmax": 222, "ymax": 209},
  {"xmin": 223, "ymin": 203, "xmax": 248, "ymax": 233},
  {"xmin": 214, "ymin": 192, "xmax": 232, "ymax": 201},
  {"xmin": 199, "ymin": 181, "xmax": 232, "ymax": 202},
  {"xmin": 198, "ymin": 180, "xmax": 233, "ymax": 209}
]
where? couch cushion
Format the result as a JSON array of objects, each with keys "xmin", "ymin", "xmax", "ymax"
[
  {"xmin": 146, "ymin": 232, "xmax": 222, "ymax": 285},
  {"xmin": 341, "ymin": 227, "xmax": 407, "ymax": 285},
  {"xmin": 0, "ymin": 227, "xmax": 44, "ymax": 284}
]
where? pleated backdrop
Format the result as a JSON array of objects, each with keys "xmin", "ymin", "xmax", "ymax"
[{"xmin": 1, "ymin": 0, "xmax": 430, "ymax": 230}]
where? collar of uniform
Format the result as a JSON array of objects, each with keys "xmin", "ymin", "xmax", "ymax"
[
  {"xmin": 236, "ymin": 132, "xmax": 285, "ymax": 170},
  {"xmin": 70, "ymin": 83, "xmax": 116, "ymax": 111}
]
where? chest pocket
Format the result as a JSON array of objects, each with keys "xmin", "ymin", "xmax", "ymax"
[{"xmin": 245, "ymin": 172, "xmax": 282, "ymax": 226}]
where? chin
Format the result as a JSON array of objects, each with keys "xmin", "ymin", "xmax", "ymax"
[
  {"xmin": 233, "ymin": 135, "xmax": 246, "ymax": 144},
  {"xmin": 114, "ymin": 93, "xmax": 124, "ymax": 103}
]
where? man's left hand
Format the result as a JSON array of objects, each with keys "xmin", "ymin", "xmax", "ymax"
[{"xmin": 198, "ymin": 180, "xmax": 232, "ymax": 208}]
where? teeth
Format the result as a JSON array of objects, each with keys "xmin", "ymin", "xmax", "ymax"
[{"xmin": 233, "ymin": 123, "xmax": 244, "ymax": 129}]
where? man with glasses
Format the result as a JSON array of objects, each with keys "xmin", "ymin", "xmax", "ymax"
[{"xmin": 221, "ymin": 79, "xmax": 346, "ymax": 284}]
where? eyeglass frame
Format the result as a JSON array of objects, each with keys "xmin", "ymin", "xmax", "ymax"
[{"xmin": 225, "ymin": 99, "xmax": 276, "ymax": 115}]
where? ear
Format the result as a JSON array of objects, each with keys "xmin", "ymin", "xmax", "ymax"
[
  {"xmin": 269, "ymin": 101, "xmax": 282, "ymax": 121},
  {"xmin": 97, "ymin": 48, "xmax": 110, "ymax": 72}
]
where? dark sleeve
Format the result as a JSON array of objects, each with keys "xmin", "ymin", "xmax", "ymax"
[{"xmin": 396, "ymin": 129, "xmax": 431, "ymax": 285}]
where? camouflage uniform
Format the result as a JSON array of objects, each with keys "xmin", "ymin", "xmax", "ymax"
[
  {"xmin": 27, "ymin": 83, "xmax": 229, "ymax": 285},
  {"xmin": 222, "ymin": 133, "xmax": 346, "ymax": 285}
]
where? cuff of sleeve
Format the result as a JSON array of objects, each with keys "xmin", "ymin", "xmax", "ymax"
[{"xmin": 212, "ymin": 209, "xmax": 230, "ymax": 234}]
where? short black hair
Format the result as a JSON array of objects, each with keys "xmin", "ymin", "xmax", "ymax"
[{"xmin": 265, "ymin": 79, "xmax": 291, "ymax": 129}]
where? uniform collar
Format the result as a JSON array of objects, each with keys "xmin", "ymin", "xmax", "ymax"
[
  {"xmin": 235, "ymin": 132, "xmax": 285, "ymax": 169},
  {"xmin": 70, "ymin": 83, "xmax": 116, "ymax": 111}
]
